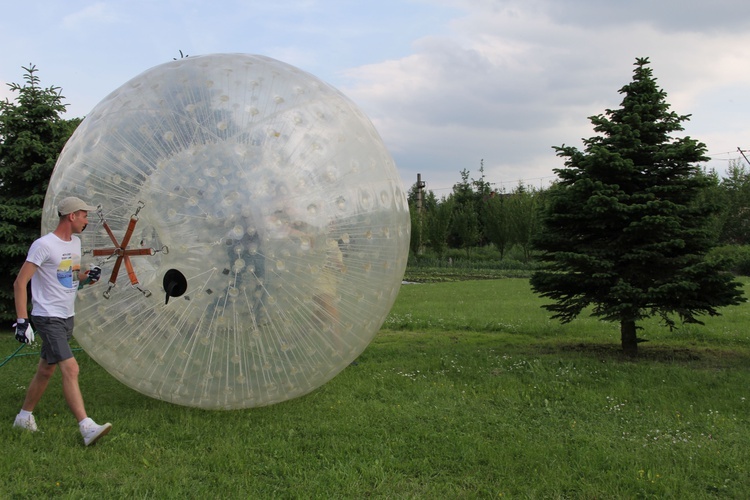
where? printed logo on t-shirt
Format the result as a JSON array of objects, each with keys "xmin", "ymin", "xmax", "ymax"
[{"xmin": 57, "ymin": 252, "xmax": 78, "ymax": 289}]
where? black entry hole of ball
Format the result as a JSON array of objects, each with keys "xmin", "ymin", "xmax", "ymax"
[{"xmin": 163, "ymin": 269, "xmax": 188, "ymax": 305}]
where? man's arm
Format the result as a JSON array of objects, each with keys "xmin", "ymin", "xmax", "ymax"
[{"xmin": 14, "ymin": 261, "xmax": 38, "ymax": 319}]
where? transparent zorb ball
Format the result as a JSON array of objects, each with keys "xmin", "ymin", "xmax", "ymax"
[{"xmin": 43, "ymin": 54, "xmax": 409, "ymax": 409}]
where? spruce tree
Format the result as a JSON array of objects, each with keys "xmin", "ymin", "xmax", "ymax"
[
  {"xmin": 0, "ymin": 65, "xmax": 81, "ymax": 321},
  {"xmin": 530, "ymin": 57, "xmax": 745, "ymax": 355}
]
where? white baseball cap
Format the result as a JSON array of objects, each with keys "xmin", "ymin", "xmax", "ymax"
[{"xmin": 57, "ymin": 196, "xmax": 97, "ymax": 216}]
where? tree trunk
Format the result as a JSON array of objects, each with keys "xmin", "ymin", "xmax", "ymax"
[{"xmin": 621, "ymin": 320, "xmax": 638, "ymax": 356}]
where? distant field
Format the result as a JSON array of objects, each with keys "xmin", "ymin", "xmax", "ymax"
[{"xmin": 1, "ymin": 278, "xmax": 748, "ymax": 498}]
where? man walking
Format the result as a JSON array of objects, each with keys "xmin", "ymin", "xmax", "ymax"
[{"xmin": 13, "ymin": 196, "xmax": 112, "ymax": 446}]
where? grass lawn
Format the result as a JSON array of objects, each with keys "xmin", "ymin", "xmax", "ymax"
[{"xmin": 1, "ymin": 278, "xmax": 749, "ymax": 498}]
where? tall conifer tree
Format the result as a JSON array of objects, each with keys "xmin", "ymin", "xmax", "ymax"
[
  {"xmin": 530, "ymin": 57, "xmax": 745, "ymax": 355},
  {"xmin": 0, "ymin": 65, "xmax": 81, "ymax": 320}
]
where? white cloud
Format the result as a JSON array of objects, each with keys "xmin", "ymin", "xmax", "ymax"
[
  {"xmin": 340, "ymin": 0, "xmax": 750, "ymax": 190},
  {"xmin": 61, "ymin": 3, "xmax": 118, "ymax": 31}
]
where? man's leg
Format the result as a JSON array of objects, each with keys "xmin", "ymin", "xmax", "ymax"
[
  {"xmin": 59, "ymin": 356, "xmax": 112, "ymax": 445},
  {"xmin": 58, "ymin": 356, "xmax": 113, "ymax": 446},
  {"xmin": 58, "ymin": 357, "xmax": 87, "ymax": 422},
  {"xmin": 21, "ymin": 358, "xmax": 57, "ymax": 412}
]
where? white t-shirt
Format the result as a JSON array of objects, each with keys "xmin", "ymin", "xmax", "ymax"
[{"xmin": 26, "ymin": 232, "xmax": 82, "ymax": 318}]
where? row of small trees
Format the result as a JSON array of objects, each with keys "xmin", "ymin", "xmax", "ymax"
[
  {"xmin": 409, "ymin": 166, "xmax": 543, "ymax": 262},
  {"xmin": 409, "ymin": 158, "xmax": 750, "ymax": 262}
]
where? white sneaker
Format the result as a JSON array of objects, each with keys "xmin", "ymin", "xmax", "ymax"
[
  {"xmin": 13, "ymin": 413, "xmax": 38, "ymax": 432},
  {"xmin": 81, "ymin": 421, "xmax": 112, "ymax": 446}
]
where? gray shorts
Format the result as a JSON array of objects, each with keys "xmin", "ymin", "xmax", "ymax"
[{"xmin": 31, "ymin": 316, "xmax": 75, "ymax": 364}]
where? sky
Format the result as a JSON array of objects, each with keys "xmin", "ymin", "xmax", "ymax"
[{"xmin": 2, "ymin": 0, "xmax": 750, "ymax": 196}]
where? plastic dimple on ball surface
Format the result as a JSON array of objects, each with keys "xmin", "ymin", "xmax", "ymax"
[{"xmin": 42, "ymin": 54, "xmax": 410, "ymax": 409}]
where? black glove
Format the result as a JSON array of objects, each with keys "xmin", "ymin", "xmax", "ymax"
[
  {"xmin": 88, "ymin": 266, "xmax": 102, "ymax": 283},
  {"xmin": 14, "ymin": 319, "xmax": 34, "ymax": 344}
]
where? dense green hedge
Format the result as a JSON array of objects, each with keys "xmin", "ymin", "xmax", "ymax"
[{"xmin": 707, "ymin": 245, "xmax": 750, "ymax": 276}]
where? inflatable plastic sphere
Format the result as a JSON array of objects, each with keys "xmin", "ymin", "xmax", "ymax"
[{"xmin": 43, "ymin": 54, "xmax": 410, "ymax": 409}]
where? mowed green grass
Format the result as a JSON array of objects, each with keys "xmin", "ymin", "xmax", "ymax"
[{"xmin": 1, "ymin": 278, "xmax": 749, "ymax": 498}]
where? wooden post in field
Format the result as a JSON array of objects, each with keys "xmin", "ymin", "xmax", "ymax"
[{"xmin": 416, "ymin": 173, "xmax": 426, "ymax": 254}]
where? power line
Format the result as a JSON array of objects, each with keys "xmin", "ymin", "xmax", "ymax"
[
  {"xmin": 707, "ymin": 150, "xmax": 740, "ymax": 157},
  {"xmin": 705, "ymin": 149, "xmax": 750, "ymax": 164},
  {"xmin": 425, "ymin": 174, "xmax": 557, "ymax": 193}
]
